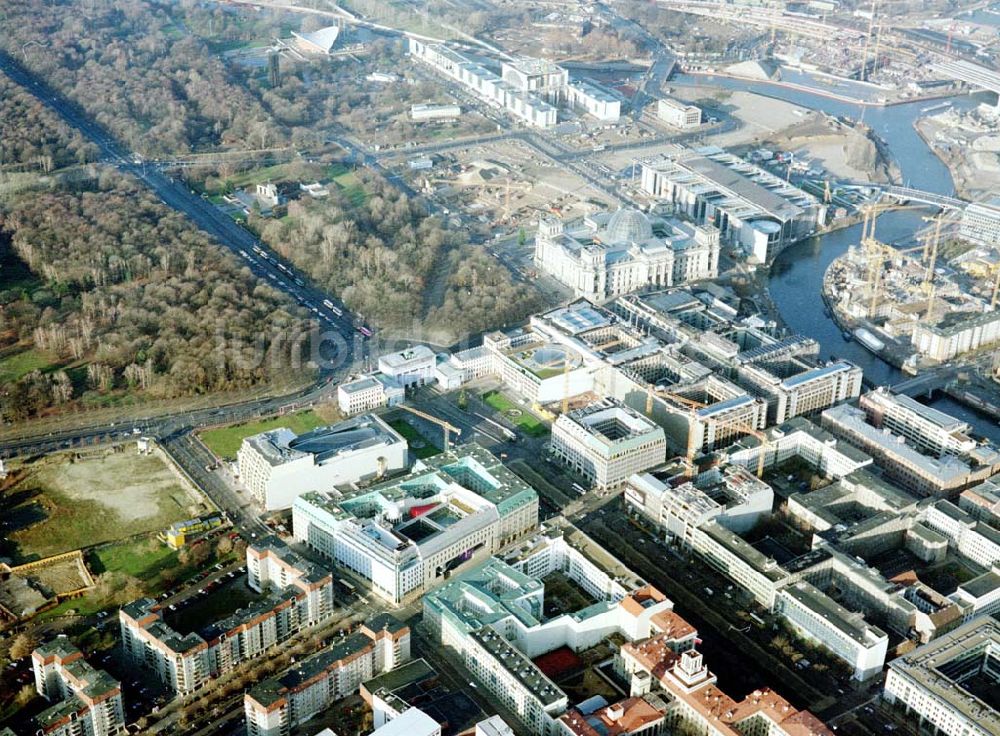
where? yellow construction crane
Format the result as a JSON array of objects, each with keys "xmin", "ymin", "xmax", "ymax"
[
  {"xmin": 990, "ymin": 263, "xmax": 1000, "ymax": 310},
  {"xmin": 860, "ymin": 0, "xmax": 878, "ymax": 82},
  {"xmin": 861, "ymin": 201, "xmax": 896, "ymax": 318},
  {"xmin": 660, "ymin": 392, "xmax": 769, "ymax": 479},
  {"xmin": 923, "ymin": 215, "xmax": 943, "ymax": 322},
  {"xmin": 398, "ymin": 405, "xmax": 461, "ymax": 452}
]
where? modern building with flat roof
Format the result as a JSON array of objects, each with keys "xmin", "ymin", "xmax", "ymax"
[
  {"xmin": 821, "ymin": 403, "xmax": 1000, "ymax": 497},
  {"xmin": 378, "ymin": 345, "xmax": 437, "ymax": 388},
  {"xmin": 551, "ymin": 398, "xmax": 666, "ymax": 489},
  {"xmin": 627, "ymin": 464, "xmax": 773, "ymax": 538},
  {"xmin": 861, "ymin": 387, "xmax": 976, "ymax": 457},
  {"xmin": 338, "ymin": 374, "xmax": 404, "ymax": 415},
  {"xmin": 726, "ymin": 416, "xmax": 873, "ymax": 480},
  {"xmin": 566, "ymin": 79, "xmax": 621, "ymax": 121},
  {"xmin": 640, "ymin": 146, "xmax": 826, "ymax": 263},
  {"xmin": 292, "ymin": 444, "xmax": 538, "ymax": 604},
  {"xmin": 32, "ymin": 639, "xmax": 125, "ymax": 736},
  {"xmin": 736, "ymin": 359, "xmax": 863, "ymax": 425},
  {"xmin": 776, "ymin": 580, "xmax": 888, "ymax": 681},
  {"xmin": 422, "ymin": 526, "xmax": 693, "ymax": 736},
  {"xmin": 883, "ymin": 616, "xmax": 1000, "ymax": 736},
  {"xmin": 960, "ymin": 196, "xmax": 1000, "ymax": 246},
  {"xmin": 408, "ymin": 40, "xmax": 558, "ymax": 128},
  {"xmin": 657, "ymin": 97, "xmax": 702, "ymax": 129},
  {"xmin": 237, "ymin": 414, "xmax": 408, "ymax": 510},
  {"xmin": 912, "ymin": 309, "xmax": 1000, "ymax": 361}
]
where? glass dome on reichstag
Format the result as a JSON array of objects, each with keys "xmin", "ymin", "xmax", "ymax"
[{"xmin": 603, "ymin": 208, "xmax": 653, "ymax": 244}]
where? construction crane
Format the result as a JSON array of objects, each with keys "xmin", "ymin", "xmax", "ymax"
[
  {"xmin": 923, "ymin": 215, "xmax": 943, "ymax": 322},
  {"xmin": 990, "ymin": 263, "xmax": 1000, "ymax": 310},
  {"xmin": 397, "ymin": 405, "xmax": 461, "ymax": 452},
  {"xmin": 861, "ymin": 201, "xmax": 896, "ymax": 318},
  {"xmin": 562, "ymin": 360, "xmax": 571, "ymax": 415},
  {"xmin": 659, "ymin": 392, "xmax": 769, "ymax": 479},
  {"xmin": 860, "ymin": 0, "xmax": 878, "ymax": 82}
]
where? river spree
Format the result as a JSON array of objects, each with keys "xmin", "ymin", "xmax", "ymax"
[{"xmin": 671, "ymin": 75, "xmax": 1000, "ymax": 437}]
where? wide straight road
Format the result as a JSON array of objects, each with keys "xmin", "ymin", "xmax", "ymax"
[{"xmin": 0, "ymin": 49, "xmax": 361, "ymax": 340}]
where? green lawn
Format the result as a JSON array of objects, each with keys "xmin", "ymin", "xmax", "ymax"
[
  {"xmin": 332, "ymin": 169, "xmax": 367, "ymax": 206},
  {"xmin": 199, "ymin": 409, "xmax": 327, "ymax": 459},
  {"xmin": 387, "ymin": 418, "xmax": 441, "ymax": 459},
  {"xmin": 482, "ymin": 391, "xmax": 549, "ymax": 437},
  {"xmin": 0, "ymin": 348, "xmax": 59, "ymax": 383},
  {"xmin": 92, "ymin": 538, "xmax": 179, "ymax": 580}
]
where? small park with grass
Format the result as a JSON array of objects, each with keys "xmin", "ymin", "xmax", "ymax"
[
  {"xmin": 386, "ymin": 418, "xmax": 441, "ymax": 459},
  {"xmin": 198, "ymin": 409, "xmax": 330, "ymax": 459},
  {"xmin": 482, "ymin": 391, "xmax": 549, "ymax": 437}
]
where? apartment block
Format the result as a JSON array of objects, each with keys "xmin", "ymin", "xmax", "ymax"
[
  {"xmin": 32, "ymin": 640, "xmax": 125, "ymax": 736},
  {"xmin": 120, "ymin": 539, "xmax": 333, "ymax": 694},
  {"xmin": 244, "ymin": 614, "xmax": 410, "ymax": 736}
]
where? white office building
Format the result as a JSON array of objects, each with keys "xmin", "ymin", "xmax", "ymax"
[
  {"xmin": 292, "ymin": 444, "xmax": 538, "ymax": 604},
  {"xmin": 424, "ymin": 541, "xmax": 686, "ymax": 736},
  {"xmin": 657, "ymin": 97, "xmax": 702, "ymax": 129},
  {"xmin": 959, "ymin": 196, "xmax": 1000, "ymax": 246},
  {"xmin": 883, "ymin": 616, "xmax": 1000, "ymax": 736},
  {"xmin": 925, "ymin": 500, "xmax": 1000, "ymax": 568},
  {"xmin": 535, "ymin": 209, "xmax": 720, "ymax": 302},
  {"xmin": 408, "ymin": 40, "xmax": 558, "ymax": 128},
  {"xmin": 860, "ymin": 387, "xmax": 977, "ymax": 456},
  {"xmin": 551, "ymin": 399, "xmax": 666, "ymax": 489},
  {"xmin": 566, "ymin": 79, "xmax": 621, "ymax": 121},
  {"xmin": 237, "ymin": 415, "xmax": 407, "ymax": 511},
  {"xmin": 641, "ymin": 146, "xmax": 826, "ymax": 263},
  {"xmin": 911, "ymin": 309, "xmax": 1000, "ymax": 362},
  {"xmin": 32, "ymin": 640, "xmax": 125, "ymax": 736},
  {"xmin": 726, "ymin": 417, "xmax": 873, "ymax": 481},
  {"xmin": 737, "ymin": 360, "xmax": 863, "ymax": 425},
  {"xmin": 625, "ymin": 464, "xmax": 773, "ymax": 542},
  {"xmin": 378, "ymin": 345, "xmax": 437, "ymax": 387},
  {"xmin": 776, "ymin": 581, "xmax": 888, "ymax": 681},
  {"xmin": 338, "ymin": 374, "xmax": 404, "ymax": 416},
  {"xmin": 949, "ymin": 571, "xmax": 1000, "ymax": 622}
]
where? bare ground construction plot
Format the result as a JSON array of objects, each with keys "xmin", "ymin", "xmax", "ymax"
[
  {"xmin": 412, "ymin": 138, "xmax": 616, "ymax": 224},
  {"xmin": 1, "ymin": 445, "xmax": 212, "ymax": 562}
]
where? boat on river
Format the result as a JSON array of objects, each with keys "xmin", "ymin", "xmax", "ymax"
[{"xmin": 854, "ymin": 328, "xmax": 885, "ymax": 354}]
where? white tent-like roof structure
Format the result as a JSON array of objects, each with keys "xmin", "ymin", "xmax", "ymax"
[{"xmin": 291, "ymin": 25, "xmax": 341, "ymax": 54}]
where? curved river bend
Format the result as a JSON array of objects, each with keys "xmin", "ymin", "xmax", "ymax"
[{"xmin": 671, "ymin": 75, "xmax": 997, "ymax": 437}]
